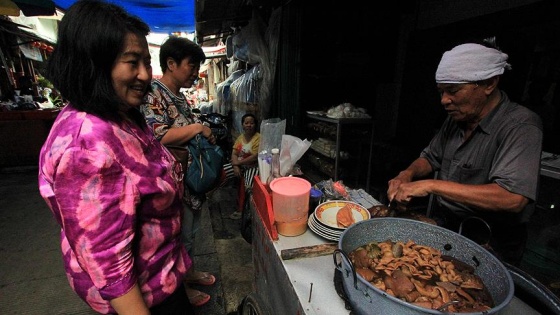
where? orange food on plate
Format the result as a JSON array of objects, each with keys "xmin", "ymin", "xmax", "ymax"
[{"xmin": 336, "ymin": 203, "xmax": 355, "ymax": 228}]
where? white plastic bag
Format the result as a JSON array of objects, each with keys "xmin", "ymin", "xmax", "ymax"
[{"xmin": 279, "ymin": 135, "xmax": 311, "ymax": 176}]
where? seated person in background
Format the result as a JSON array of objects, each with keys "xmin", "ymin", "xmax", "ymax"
[
  {"xmin": 229, "ymin": 113, "xmax": 261, "ymax": 220},
  {"xmin": 387, "ymin": 38, "xmax": 543, "ymax": 266},
  {"xmin": 140, "ymin": 35, "xmax": 217, "ymax": 307}
]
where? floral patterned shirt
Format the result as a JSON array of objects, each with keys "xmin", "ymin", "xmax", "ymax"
[
  {"xmin": 38, "ymin": 105, "xmax": 190, "ymax": 314},
  {"xmin": 140, "ymin": 80, "xmax": 199, "ymax": 141},
  {"xmin": 233, "ymin": 132, "xmax": 261, "ymax": 168},
  {"xmin": 140, "ymin": 79, "xmax": 206, "ymax": 209}
]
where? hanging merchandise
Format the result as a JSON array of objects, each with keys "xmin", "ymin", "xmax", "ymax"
[
  {"xmin": 215, "ymin": 68, "xmax": 245, "ymax": 116},
  {"xmin": 18, "ymin": 38, "xmax": 43, "ymax": 62},
  {"xmin": 226, "ymin": 35, "xmax": 234, "ymax": 59},
  {"xmin": 229, "ymin": 65, "xmax": 262, "ymax": 133},
  {"xmin": 218, "ymin": 12, "xmax": 275, "ymax": 123}
]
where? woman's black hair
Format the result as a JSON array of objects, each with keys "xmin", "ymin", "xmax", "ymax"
[
  {"xmin": 159, "ymin": 36, "xmax": 206, "ymax": 73},
  {"xmin": 241, "ymin": 113, "xmax": 258, "ymax": 127},
  {"xmin": 45, "ymin": 0, "xmax": 150, "ymax": 120}
]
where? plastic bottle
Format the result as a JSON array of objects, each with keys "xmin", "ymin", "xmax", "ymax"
[
  {"xmin": 258, "ymin": 150, "xmax": 271, "ymax": 184},
  {"xmin": 268, "ymin": 148, "xmax": 281, "ymax": 185},
  {"xmin": 308, "ymin": 187, "xmax": 323, "ymax": 215}
]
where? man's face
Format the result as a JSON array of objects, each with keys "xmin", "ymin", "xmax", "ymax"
[{"xmin": 436, "ymin": 82, "xmax": 487, "ymax": 123}]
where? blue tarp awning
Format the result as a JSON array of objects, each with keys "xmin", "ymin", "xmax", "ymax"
[{"xmin": 53, "ymin": 0, "xmax": 195, "ymax": 33}]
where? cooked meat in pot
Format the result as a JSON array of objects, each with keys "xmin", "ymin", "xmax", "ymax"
[{"xmin": 349, "ymin": 239, "xmax": 494, "ymax": 312}]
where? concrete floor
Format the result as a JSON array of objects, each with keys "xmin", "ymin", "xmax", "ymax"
[{"xmin": 0, "ymin": 167, "xmax": 252, "ymax": 315}]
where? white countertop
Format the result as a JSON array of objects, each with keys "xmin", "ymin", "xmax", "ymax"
[{"xmin": 271, "ymin": 230, "xmax": 348, "ymax": 314}]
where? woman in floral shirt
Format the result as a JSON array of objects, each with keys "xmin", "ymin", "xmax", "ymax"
[
  {"xmin": 229, "ymin": 113, "xmax": 261, "ymax": 220},
  {"xmin": 140, "ymin": 36, "xmax": 218, "ymax": 307},
  {"xmin": 38, "ymin": 1, "xmax": 192, "ymax": 314}
]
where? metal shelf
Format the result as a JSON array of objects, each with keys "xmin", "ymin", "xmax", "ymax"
[{"xmin": 306, "ymin": 113, "xmax": 374, "ymax": 191}]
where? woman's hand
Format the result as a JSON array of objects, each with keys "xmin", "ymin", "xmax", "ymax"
[
  {"xmin": 201, "ymin": 125, "xmax": 217, "ymax": 144},
  {"xmin": 233, "ymin": 165, "xmax": 241, "ymax": 177},
  {"xmin": 206, "ymin": 133, "xmax": 217, "ymax": 144},
  {"xmin": 110, "ymin": 284, "xmax": 150, "ymax": 315}
]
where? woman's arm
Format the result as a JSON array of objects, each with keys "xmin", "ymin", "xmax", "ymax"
[
  {"xmin": 110, "ymin": 284, "xmax": 150, "ymax": 315},
  {"xmin": 141, "ymin": 91, "xmax": 214, "ymax": 146},
  {"xmin": 231, "ymin": 148, "xmax": 242, "ymax": 176},
  {"xmin": 234, "ymin": 152, "xmax": 258, "ymax": 167},
  {"xmin": 160, "ymin": 123, "xmax": 213, "ymax": 146},
  {"xmin": 56, "ymin": 147, "xmax": 145, "ymax": 310}
]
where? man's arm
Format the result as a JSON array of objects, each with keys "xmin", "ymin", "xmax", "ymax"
[
  {"xmin": 387, "ymin": 157, "xmax": 433, "ymax": 201},
  {"xmin": 426, "ymin": 181, "xmax": 528, "ymax": 213},
  {"xmin": 389, "ymin": 165, "xmax": 528, "ymax": 213}
]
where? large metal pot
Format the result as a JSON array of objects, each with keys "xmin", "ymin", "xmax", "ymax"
[{"xmin": 334, "ymin": 217, "xmax": 514, "ymax": 314}]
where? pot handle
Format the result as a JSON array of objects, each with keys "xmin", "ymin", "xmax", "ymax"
[
  {"xmin": 333, "ymin": 248, "xmax": 359, "ymax": 289},
  {"xmin": 458, "ymin": 216, "xmax": 492, "ymax": 246}
]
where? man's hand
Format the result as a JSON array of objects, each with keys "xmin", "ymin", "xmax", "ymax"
[{"xmin": 387, "ymin": 171, "xmax": 414, "ymax": 202}]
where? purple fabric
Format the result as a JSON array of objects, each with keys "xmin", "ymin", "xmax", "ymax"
[{"xmin": 38, "ymin": 105, "xmax": 191, "ymax": 314}]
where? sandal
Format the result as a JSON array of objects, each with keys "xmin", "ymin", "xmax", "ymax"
[
  {"xmin": 186, "ymin": 288, "xmax": 210, "ymax": 307},
  {"xmin": 185, "ymin": 271, "xmax": 216, "ymax": 286}
]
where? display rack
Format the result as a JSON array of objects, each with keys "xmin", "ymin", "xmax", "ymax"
[{"xmin": 305, "ymin": 113, "xmax": 374, "ymax": 191}]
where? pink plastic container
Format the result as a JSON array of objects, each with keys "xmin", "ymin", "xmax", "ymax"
[{"xmin": 269, "ymin": 177, "xmax": 311, "ymax": 236}]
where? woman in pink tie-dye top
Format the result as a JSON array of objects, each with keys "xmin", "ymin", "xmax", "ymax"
[{"xmin": 37, "ymin": 1, "xmax": 193, "ymax": 314}]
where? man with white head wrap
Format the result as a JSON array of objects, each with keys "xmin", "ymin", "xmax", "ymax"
[{"xmin": 387, "ymin": 41, "xmax": 543, "ymax": 266}]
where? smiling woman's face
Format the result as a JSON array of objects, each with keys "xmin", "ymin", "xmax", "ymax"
[{"xmin": 111, "ymin": 32, "xmax": 152, "ymax": 108}]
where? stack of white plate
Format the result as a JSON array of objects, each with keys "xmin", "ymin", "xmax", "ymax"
[{"xmin": 307, "ymin": 200, "xmax": 371, "ymax": 241}]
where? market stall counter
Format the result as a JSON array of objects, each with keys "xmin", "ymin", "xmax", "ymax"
[
  {"xmin": 243, "ymin": 176, "xmax": 558, "ymax": 314},
  {"xmin": 0, "ymin": 108, "xmax": 60, "ymax": 167},
  {"xmin": 248, "ymin": 175, "xmax": 351, "ymax": 314}
]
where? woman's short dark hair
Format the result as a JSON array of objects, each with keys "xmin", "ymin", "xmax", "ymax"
[
  {"xmin": 241, "ymin": 113, "xmax": 258, "ymax": 127},
  {"xmin": 159, "ymin": 36, "xmax": 206, "ymax": 73},
  {"xmin": 45, "ymin": 0, "xmax": 150, "ymax": 119}
]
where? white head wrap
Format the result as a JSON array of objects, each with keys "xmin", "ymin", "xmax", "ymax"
[{"xmin": 435, "ymin": 43, "xmax": 511, "ymax": 83}]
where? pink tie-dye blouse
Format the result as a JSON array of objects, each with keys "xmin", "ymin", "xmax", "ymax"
[{"xmin": 38, "ymin": 105, "xmax": 190, "ymax": 314}]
